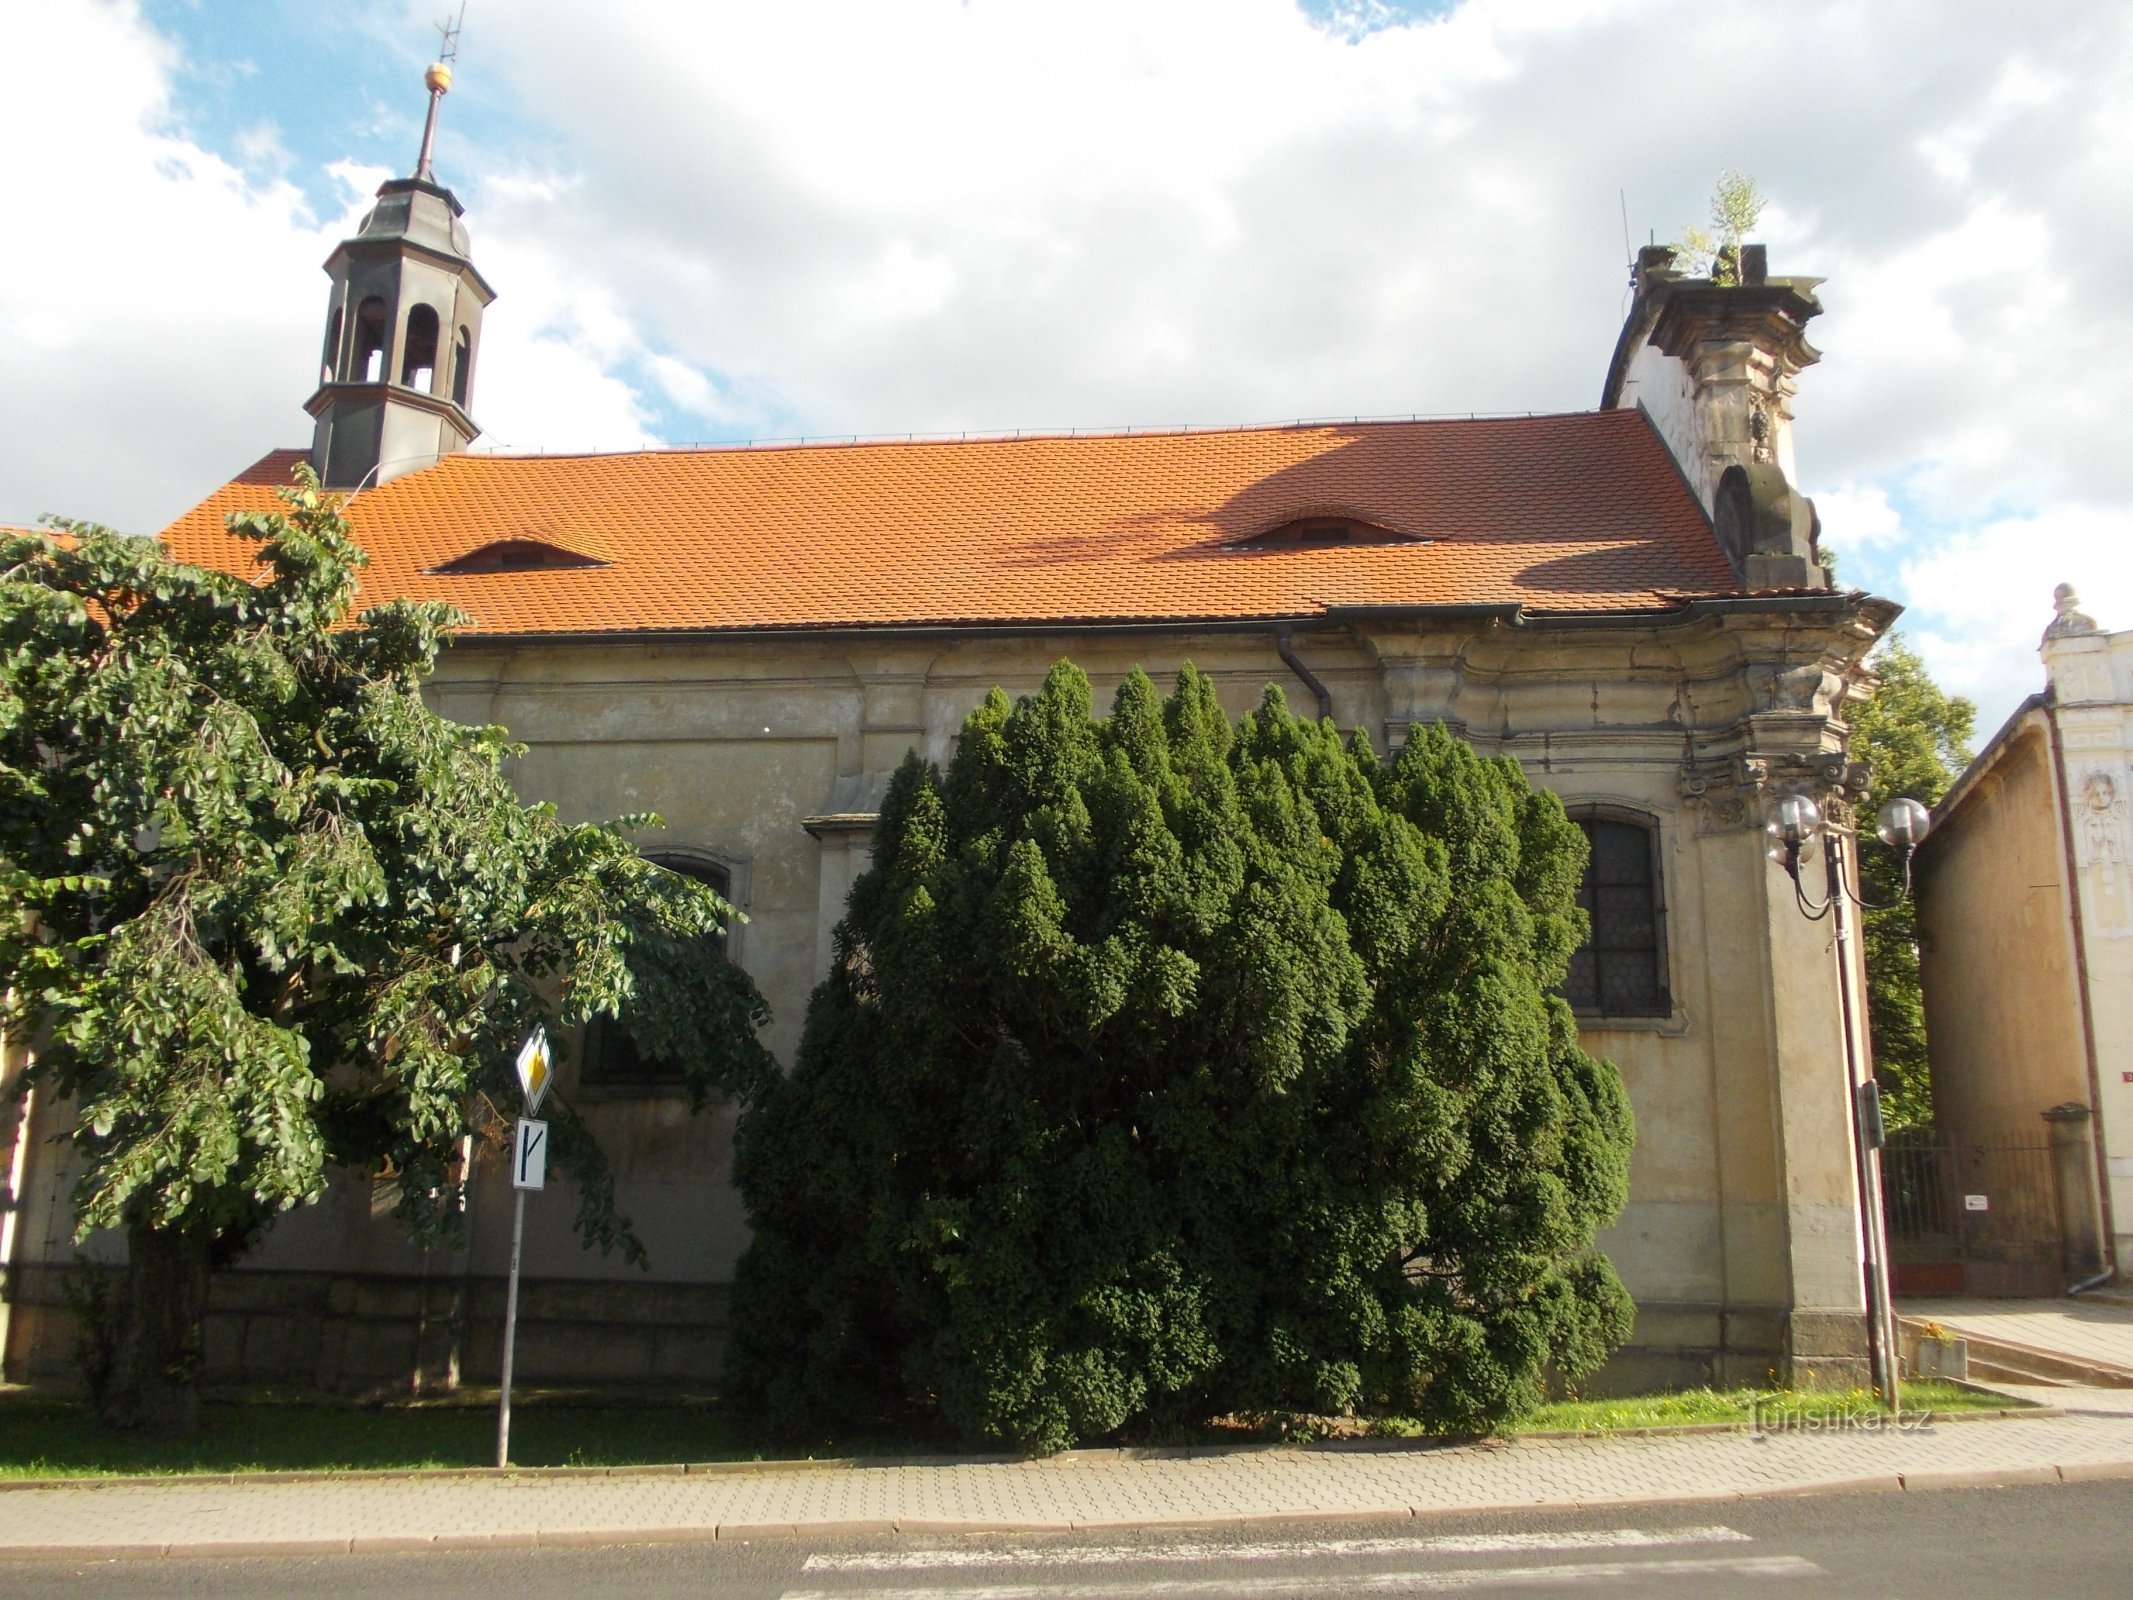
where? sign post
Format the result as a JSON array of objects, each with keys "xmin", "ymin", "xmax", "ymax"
[{"xmin": 497, "ymin": 1026, "xmax": 551, "ymax": 1469}]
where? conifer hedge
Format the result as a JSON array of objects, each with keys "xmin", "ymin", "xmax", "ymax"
[{"xmin": 728, "ymin": 662, "xmax": 1633, "ymax": 1451}]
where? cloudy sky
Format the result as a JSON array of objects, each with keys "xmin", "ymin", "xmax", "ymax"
[{"xmin": 4, "ymin": 0, "xmax": 2128, "ymax": 736}]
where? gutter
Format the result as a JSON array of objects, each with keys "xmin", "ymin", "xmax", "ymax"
[
  {"xmin": 1323, "ymin": 591, "xmax": 1891, "ymax": 631},
  {"xmin": 431, "ymin": 590, "xmax": 1897, "ymax": 654},
  {"xmin": 2044, "ymin": 695, "xmax": 2120, "ymax": 1281},
  {"xmin": 1273, "ymin": 625, "xmax": 1332, "ymax": 720}
]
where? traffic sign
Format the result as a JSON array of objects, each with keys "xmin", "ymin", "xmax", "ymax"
[
  {"xmin": 513, "ymin": 1118, "xmax": 548, "ymax": 1191},
  {"xmin": 515, "ymin": 1026, "xmax": 552, "ymax": 1114}
]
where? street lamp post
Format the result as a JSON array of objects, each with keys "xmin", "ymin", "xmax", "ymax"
[{"xmin": 1766, "ymin": 791, "xmax": 1932, "ymax": 1412}]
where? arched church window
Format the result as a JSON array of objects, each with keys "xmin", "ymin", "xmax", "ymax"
[
  {"xmin": 401, "ymin": 304, "xmax": 440, "ymax": 389},
  {"xmin": 1561, "ymin": 809, "xmax": 1670, "ymax": 1018},
  {"xmin": 580, "ymin": 855, "xmax": 735, "ymax": 1090},
  {"xmin": 450, "ymin": 326, "xmax": 472, "ymax": 406},
  {"xmin": 352, "ymin": 296, "xmax": 389, "ymax": 383},
  {"xmin": 321, "ymin": 307, "xmax": 343, "ymax": 387}
]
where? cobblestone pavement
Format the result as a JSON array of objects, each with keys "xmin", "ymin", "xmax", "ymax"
[
  {"xmin": 1975, "ymin": 1384, "xmax": 2133, "ymax": 1414},
  {"xmin": 4, "ymin": 1409, "xmax": 2133, "ymax": 1560},
  {"xmin": 1901, "ymin": 1296, "xmax": 2133, "ymax": 1370}
]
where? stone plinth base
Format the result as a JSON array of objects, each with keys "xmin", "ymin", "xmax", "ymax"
[
  {"xmin": 3, "ymin": 1262, "xmax": 729, "ymax": 1399},
  {"xmin": 6, "ymin": 1267, "xmax": 1863, "ymax": 1403}
]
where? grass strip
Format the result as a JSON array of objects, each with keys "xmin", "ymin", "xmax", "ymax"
[
  {"xmin": 1513, "ymin": 1381, "xmax": 2011, "ymax": 1436},
  {"xmin": 0, "ymin": 1381, "xmax": 2026, "ymax": 1480}
]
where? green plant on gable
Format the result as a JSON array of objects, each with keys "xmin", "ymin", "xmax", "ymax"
[
  {"xmin": 0, "ymin": 472, "xmax": 776, "ymax": 1434},
  {"xmin": 1676, "ymin": 170, "xmax": 1765, "ymax": 285},
  {"xmin": 727, "ymin": 661, "xmax": 1635, "ymax": 1453}
]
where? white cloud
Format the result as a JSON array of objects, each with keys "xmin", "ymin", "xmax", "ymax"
[
  {"xmin": 1874, "ymin": 504, "xmax": 2133, "ymax": 732},
  {"xmin": 1813, "ymin": 486, "xmax": 1905, "ymax": 554},
  {"xmin": 7, "ymin": 0, "xmax": 2133, "ymax": 748},
  {"xmin": 0, "ymin": 3, "xmax": 326, "ymax": 531}
]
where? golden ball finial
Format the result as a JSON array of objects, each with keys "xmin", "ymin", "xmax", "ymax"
[{"xmin": 425, "ymin": 61, "xmax": 453, "ymax": 94}]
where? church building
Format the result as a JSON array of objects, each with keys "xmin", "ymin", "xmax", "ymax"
[{"xmin": 1, "ymin": 65, "xmax": 1893, "ymax": 1398}]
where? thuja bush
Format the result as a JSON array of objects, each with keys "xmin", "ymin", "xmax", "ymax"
[{"xmin": 727, "ymin": 662, "xmax": 1633, "ymax": 1452}]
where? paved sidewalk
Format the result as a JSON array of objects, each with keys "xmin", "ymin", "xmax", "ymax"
[
  {"xmin": 1901, "ymin": 1296, "xmax": 2133, "ymax": 1374},
  {"xmin": 4, "ymin": 1408, "xmax": 2133, "ymax": 1561}
]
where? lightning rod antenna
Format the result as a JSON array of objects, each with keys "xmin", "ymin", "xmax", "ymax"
[
  {"xmin": 414, "ymin": 5, "xmax": 467, "ymax": 182},
  {"xmin": 437, "ymin": 4, "xmax": 466, "ymax": 64}
]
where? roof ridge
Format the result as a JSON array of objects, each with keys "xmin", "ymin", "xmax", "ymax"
[{"xmin": 459, "ymin": 408, "xmax": 1629, "ymax": 465}]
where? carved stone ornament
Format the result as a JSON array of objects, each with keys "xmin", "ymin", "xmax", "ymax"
[
  {"xmin": 1748, "ymin": 392, "xmax": 1776, "ymax": 464},
  {"xmin": 2043, "ymin": 582, "xmax": 2100, "ymax": 644},
  {"xmin": 1679, "ymin": 751, "xmax": 1868, "ymax": 837},
  {"xmin": 2076, "ymin": 764, "xmax": 2133, "ymax": 941}
]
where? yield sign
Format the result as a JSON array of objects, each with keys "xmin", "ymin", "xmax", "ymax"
[{"xmin": 515, "ymin": 1025, "xmax": 552, "ymax": 1115}]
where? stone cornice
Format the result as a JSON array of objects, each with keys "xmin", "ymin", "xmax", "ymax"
[
  {"xmin": 1680, "ymin": 749, "xmax": 1871, "ymax": 837},
  {"xmin": 1646, "ymin": 282, "xmax": 1824, "ymax": 376}
]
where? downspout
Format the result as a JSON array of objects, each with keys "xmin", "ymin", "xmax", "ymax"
[
  {"xmin": 2044, "ymin": 699, "xmax": 2119, "ymax": 1286},
  {"xmin": 1829, "ymin": 833, "xmax": 1898, "ymax": 1407},
  {"xmin": 1273, "ymin": 625, "xmax": 1332, "ymax": 721}
]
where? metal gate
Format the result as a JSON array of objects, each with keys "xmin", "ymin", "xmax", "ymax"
[{"xmin": 1881, "ymin": 1134, "xmax": 2065, "ymax": 1297}]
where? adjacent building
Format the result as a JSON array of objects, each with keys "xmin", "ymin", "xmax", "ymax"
[{"xmin": 1911, "ymin": 588, "xmax": 2128, "ymax": 1294}]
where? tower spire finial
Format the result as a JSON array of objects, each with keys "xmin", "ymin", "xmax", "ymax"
[{"xmin": 413, "ymin": 5, "xmax": 466, "ymax": 183}]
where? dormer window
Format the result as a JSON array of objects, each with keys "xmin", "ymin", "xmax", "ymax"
[
  {"xmin": 1225, "ymin": 511, "xmax": 1425, "ymax": 550},
  {"xmin": 428, "ymin": 538, "xmax": 608, "ymax": 575}
]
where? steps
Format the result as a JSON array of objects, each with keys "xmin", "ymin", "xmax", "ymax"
[{"xmin": 1901, "ymin": 1316, "xmax": 2133, "ymax": 1389}]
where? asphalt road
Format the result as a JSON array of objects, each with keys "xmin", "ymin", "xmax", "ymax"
[{"xmin": 8, "ymin": 1480, "xmax": 2130, "ymax": 1598}]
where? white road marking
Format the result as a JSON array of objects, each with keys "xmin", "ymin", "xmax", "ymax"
[
  {"xmin": 802, "ymin": 1525, "xmax": 1753, "ymax": 1571},
  {"xmin": 779, "ymin": 1553, "xmax": 1824, "ymax": 1598}
]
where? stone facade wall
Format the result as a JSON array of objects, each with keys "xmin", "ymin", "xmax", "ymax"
[{"xmin": 1, "ymin": 599, "xmax": 1888, "ymax": 1395}]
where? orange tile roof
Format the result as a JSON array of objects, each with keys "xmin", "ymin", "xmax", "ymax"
[
  {"xmin": 2, "ymin": 522, "xmax": 75, "ymax": 549},
  {"xmin": 158, "ymin": 412, "xmax": 1738, "ymax": 636}
]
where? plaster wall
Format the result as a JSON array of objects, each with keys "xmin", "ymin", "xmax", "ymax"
[
  {"xmin": 1612, "ymin": 341, "xmax": 1802, "ymax": 520},
  {"xmin": 1615, "ymin": 344, "xmax": 1706, "ymax": 506},
  {"xmin": 2041, "ymin": 627, "xmax": 2133, "ymax": 1265},
  {"xmin": 0, "ymin": 607, "xmax": 1884, "ymax": 1393},
  {"xmin": 1917, "ymin": 715, "xmax": 2089, "ymax": 1158}
]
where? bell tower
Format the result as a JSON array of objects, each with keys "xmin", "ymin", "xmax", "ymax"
[{"xmin": 307, "ymin": 55, "xmax": 496, "ymax": 489}]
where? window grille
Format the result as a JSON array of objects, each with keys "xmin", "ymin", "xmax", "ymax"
[{"xmin": 1562, "ymin": 815, "xmax": 1668, "ymax": 1017}]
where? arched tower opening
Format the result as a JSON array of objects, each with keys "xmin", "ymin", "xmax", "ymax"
[
  {"xmin": 450, "ymin": 325, "xmax": 473, "ymax": 407},
  {"xmin": 320, "ymin": 307, "xmax": 343, "ymax": 388},
  {"xmin": 352, "ymin": 297, "xmax": 389, "ymax": 384},
  {"xmin": 401, "ymin": 304, "xmax": 441, "ymax": 390}
]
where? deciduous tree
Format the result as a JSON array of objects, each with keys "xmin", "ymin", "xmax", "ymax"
[
  {"xmin": 1850, "ymin": 634, "xmax": 1975, "ymax": 1127},
  {"xmin": 0, "ymin": 473, "xmax": 774, "ymax": 1432}
]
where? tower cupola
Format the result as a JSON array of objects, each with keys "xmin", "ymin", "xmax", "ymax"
[{"xmin": 307, "ymin": 60, "xmax": 496, "ymax": 489}]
